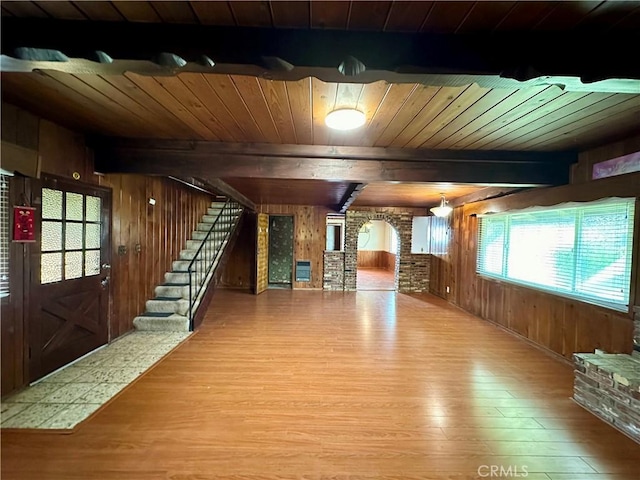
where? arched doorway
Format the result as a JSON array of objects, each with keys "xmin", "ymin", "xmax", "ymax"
[{"xmin": 356, "ymin": 220, "xmax": 399, "ymax": 291}]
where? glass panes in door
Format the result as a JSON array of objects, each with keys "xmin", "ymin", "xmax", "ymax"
[{"xmin": 41, "ymin": 188, "xmax": 102, "ymax": 284}]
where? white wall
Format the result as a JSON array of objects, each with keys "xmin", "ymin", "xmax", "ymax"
[{"xmin": 358, "ymin": 220, "xmax": 398, "ymax": 252}]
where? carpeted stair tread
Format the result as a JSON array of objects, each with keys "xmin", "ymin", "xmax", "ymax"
[
  {"xmin": 153, "ymin": 296, "xmax": 182, "ymax": 301},
  {"xmin": 139, "ymin": 311, "xmax": 174, "ymax": 318},
  {"xmin": 163, "ymin": 282, "xmax": 189, "ymax": 286}
]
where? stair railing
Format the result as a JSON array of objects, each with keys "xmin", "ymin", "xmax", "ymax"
[{"xmin": 187, "ymin": 198, "xmax": 242, "ymax": 330}]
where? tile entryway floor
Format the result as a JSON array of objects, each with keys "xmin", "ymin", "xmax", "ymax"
[{"xmin": 0, "ymin": 331, "xmax": 191, "ymax": 430}]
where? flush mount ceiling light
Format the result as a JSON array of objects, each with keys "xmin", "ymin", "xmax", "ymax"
[
  {"xmin": 430, "ymin": 194, "xmax": 453, "ymax": 217},
  {"xmin": 325, "ymin": 108, "xmax": 366, "ymax": 130}
]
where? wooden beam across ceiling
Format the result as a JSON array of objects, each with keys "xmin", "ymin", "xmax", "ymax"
[
  {"xmin": 94, "ymin": 140, "xmax": 576, "ymax": 186},
  {"xmin": 1, "ymin": 18, "xmax": 639, "ymax": 94}
]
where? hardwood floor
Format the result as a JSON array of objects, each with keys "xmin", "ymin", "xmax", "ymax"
[
  {"xmin": 357, "ymin": 267, "xmax": 396, "ymax": 290},
  {"xmin": 2, "ymin": 289, "xmax": 639, "ymax": 479}
]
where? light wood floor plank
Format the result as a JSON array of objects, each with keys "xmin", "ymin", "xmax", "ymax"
[{"xmin": 2, "ymin": 290, "xmax": 639, "ymax": 479}]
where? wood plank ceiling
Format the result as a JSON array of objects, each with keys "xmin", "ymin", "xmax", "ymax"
[{"xmin": 2, "ymin": 1, "xmax": 640, "ymax": 208}]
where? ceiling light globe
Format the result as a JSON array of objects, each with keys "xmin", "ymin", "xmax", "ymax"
[{"xmin": 325, "ymin": 109, "xmax": 366, "ymax": 130}]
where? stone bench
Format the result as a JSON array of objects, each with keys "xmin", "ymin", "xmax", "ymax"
[{"xmin": 573, "ymin": 352, "xmax": 640, "ymax": 443}]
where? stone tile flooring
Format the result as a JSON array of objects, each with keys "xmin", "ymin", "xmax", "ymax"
[{"xmin": 0, "ymin": 331, "xmax": 191, "ymax": 430}]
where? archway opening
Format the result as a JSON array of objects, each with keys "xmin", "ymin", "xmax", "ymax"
[{"xmin": 356, "ymin": 220, "xmax": 399, "ymax": 291}]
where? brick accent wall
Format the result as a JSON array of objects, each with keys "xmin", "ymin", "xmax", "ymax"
[
  {"xmin": 574, "ymin": 352, "xmax": 640, "ymax": 443},
  {"xmin": 336, "ymin": 210, "xmax": 430, "ymax": 293},
  {"xmin": 323, "ymin": 251, "xmax": 345, "ymax": 291}
]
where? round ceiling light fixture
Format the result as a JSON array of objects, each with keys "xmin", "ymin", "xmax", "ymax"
[{"xmin": 325, "ymin": 108, "xmax": 366, "ymax": 130}]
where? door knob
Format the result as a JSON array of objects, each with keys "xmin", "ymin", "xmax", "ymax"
[
  {"xmin": 102, "ymin": 263, "xmax": 111, "ymax": 269},
  {"xmin": 101, "ymin": 277, "xmax": 110, "ymax": 288}
]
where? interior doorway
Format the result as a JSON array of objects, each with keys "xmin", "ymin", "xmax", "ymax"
[
  {"xmin": 267, "ymin": 215, "xmax": 294, "ymax": 288},
  {"xmin": 356, "ymin": 220, "xmax": 399, "ymax": 291}
]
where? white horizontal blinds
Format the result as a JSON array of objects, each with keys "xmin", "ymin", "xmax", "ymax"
[
  {"xmin": 477, "ymin": 216, "xmax": 505, "ymax": 276},
  {"xmin": 476, "ymin": 198, "xmax": 636, "ymax": 311},
  {"xmin": 575, "ymin": 201, "xmax": 635, "ymax": 304},
  {"xmin": 507, "ymin": 209, "xmax": 575, "ymax": 292},
  {"xmin": 0, "ymin": 175, "xmax": 9, "ymax": 296}
]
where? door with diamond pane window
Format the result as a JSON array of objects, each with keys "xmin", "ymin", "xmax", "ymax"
[{"xmin": 29, "ymin": 176, "xmax": 111, "ymax": 382}]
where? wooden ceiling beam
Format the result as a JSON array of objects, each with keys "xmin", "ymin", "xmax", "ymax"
[
  {"xmin": 2, "ymin": 18, "xmax": 639, "ymax": 93},
  {"xmin": 94, "ymin": 143, "xmax": 573, "ymax": 187},
  {"xmin": 337, "ymin": 183, "xmax": 367, "ymax": 214}
]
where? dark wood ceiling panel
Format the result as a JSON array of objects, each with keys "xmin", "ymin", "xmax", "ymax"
[
  {"xmin": 2, "ymin": 73, "xmax": 125, "ymax": 136},
  {"xmin": 148, "ymin": 1, "xmax": 196, "ymax": 24},
  {"xmin": 374, "ymin": 85, "xmax": 440, "ymax": 147},
  {"xmin": 231, "ymin": 75, "xmax": 281, "ymax": 143},
  {"xmin": 270, "ymin": 1, "xmax": 310, "ymax": 28},
  {"xmin": 285, "ymin": 78, "xmax": 313, "ymax": 145},
  {"xmin": 353, "ymin": 182, "xmax": 485, "ymax": 208},
  {"xmin": 455, "ymin": 1, "xmax": 516, "ymax": 34},
  {"xmin": 531, "ymin": 1, "xmax": 601, "ymax": 31},
  {"xmin": 222, "ymin": 178, "xmax": 351, "ymax": 206},
  {"xmin": 387, "ymin": 86, "xmax": 465, "ymax": 147},
  {"xmin": 72, "ymin": 1, "xmax": 124, "ymax": 21},
  {"xmin": 408, "ymin": 84, "xmax": 491, "ymax": 148},
  {"xmin": 450, "ymin": 86, "xmax": 566, "ymax": 149},
  {"xmin": 153, "ymin": 75, "xmax": 227, "ymax": 140},
  {"xmin": 575, "ymin": 1, "xmax": 640, "ymax": 32},
  {"xmin": 508, "ymin": 96, "xmax": 640, "ymax": 151},
  {"xmin": 258, "ymin": 78, "xmax": 297, "ymax": 145},
  {"xmin": 123, "ymin": 73, "xmax": 210, "ymax": 140},
  {"xmin": 41, "ymin": 71, "xmax": 160, "ymax": 138},
  {"xmin": 99, "ymin": 74, "xmax": 196, "ymax": 139},
  {"xmin": 464, "ymin": 91, "xmax": 592, "ymax": 150},
  {"xmin": 435, "ymin": 86, "xmax": 549, "ymax": 150},
  {"xmin": 483, "ymin": 92, "xmax": 617, "ymax": 150},
  {"xmin": 492, "ymin": 1, "xmax": 556, "ymax": 32},
  {"xmin": 348, "ymin": 1, "xmax": 392, "ymax": 31},
  {"xmin": 204, "ymin": 74, "xmax": 266, "ymax": 143},
  {"xmin": 420, "ymin": 1, "xmax": 475, "ymax": 33},
  {"xmin": 606, "ymin": 3, "xmax": 640, "ymax": 30},
  {"xmin": 1, "ymin": 1, "xmax": 48, "ymax": 18},
  {"xmin": 383, "ymin": 1, "xmax": 433, "ymax": 32},
  {"xmin": 111, "ymin": 1, "xmax": 161, "ymax": 22},
  {"xmin": 72, "ymin": 74, "xmax": 176, "ymax": 138},
  {"xmin": 228, "ymin": 1, "xmax": 272, "ymax": 27},
  {"xmin": 179, "ymin": 73, "xmax": 249, "ymax": 142},
  {"xmin": 33, "ymin": 1, "xmax": 85, "ymax": 20},
  {"xmin": 358, "ymin": 83, "xmax": 416, "ymax": 146},
  {"xmin": 189, "ymin": 1, "xmax": 236, "ymax": 26},
  {"xmin": 426, "ymin": 88, "xmax": 516, "ymax": 147},
  {"xmin": 310, "ymin": 1, "xmax": 349, "ymax": 29}
]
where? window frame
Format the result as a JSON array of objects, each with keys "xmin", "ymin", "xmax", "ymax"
[{"xmin": 476, "ymin": 198, "xmax": 636, "ymax": 313}]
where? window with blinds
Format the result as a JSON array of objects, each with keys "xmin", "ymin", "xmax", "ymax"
[
  {"xmin": 477, "ymin": 198, "xmax": 636, "ymax": 312},
  {"xmin": 0, "ymin": 175, "xmax": 9, "ymax": 297}
]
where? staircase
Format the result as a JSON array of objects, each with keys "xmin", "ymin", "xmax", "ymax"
[{"xmin": 133, "ymin": 199, "xmax": 243, "ymax": 332}]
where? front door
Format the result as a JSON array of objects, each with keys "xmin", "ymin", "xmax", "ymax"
[{"xmin": 29, "ymin": 176, "xmax": 111, "ymax": 382}]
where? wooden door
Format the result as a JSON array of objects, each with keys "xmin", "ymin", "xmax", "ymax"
[
  {"xmin": 255, "ymin": 213, "xmax": 268, "ymax": 294},
  {"xmin": 29, "ymin": 176, "xmax": 111, "ymax": 382}
]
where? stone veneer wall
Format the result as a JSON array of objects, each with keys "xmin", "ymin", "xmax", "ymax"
[
  {"xmin": 573, "ymin": 352, "xmax": 640, "ymax": 443},
  {"xmin": 323, "ymin": 251, "xmax": 345, "ymax": 291},
  {"xmin": 340, "ymin": 210, "xmax": 430, "ymax": 293}
]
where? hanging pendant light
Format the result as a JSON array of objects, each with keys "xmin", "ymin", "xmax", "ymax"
[{"xmin": 430, "ymin": 194, "xmax": 453, "ymax": 217}]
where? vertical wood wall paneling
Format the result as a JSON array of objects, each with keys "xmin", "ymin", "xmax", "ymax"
[
  {"xmin": 218, "ymin": 211, "xmax": 256, "ymax": 290},
  {"xmin": 429, "ymin": 138, "xmax": 640, "ymax": 358},
  {"xmin": 100, "ymin": 175, "xmax": 212, "ymax": 338}
]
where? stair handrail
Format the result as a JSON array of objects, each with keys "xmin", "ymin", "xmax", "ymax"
[{"xmin": 187, "ymin": 198, "xmax": 241, "ymax": 330}]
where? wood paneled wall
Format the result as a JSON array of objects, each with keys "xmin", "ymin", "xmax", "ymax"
[
  {"xmin": 571, "ymin": 133, "xmax": 640, "ymax": 184},
  {"xmin": 357, "ymin": 250, "xmax": 396, "ymax": 270},
  {"xmin": 98, "ymin": 175, "xmax": 212, "ymax": 339},
  {"xmin": 1, "ymin": 102, "xmax": 213, "ymax": 395},
  {"xmin": 430, "ymin": 145, "xmax": 640, "ymax": 358},
  {"xmin": 257, "ymin": 205, "xmax": 329, "ymax": 289},
  {"xmin": 218, "ymin": 212, "xmax": 255, "ymax": 291}
]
